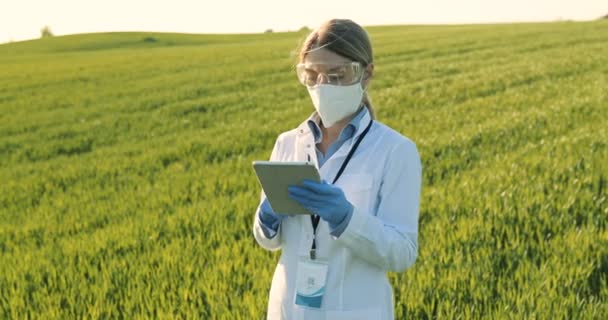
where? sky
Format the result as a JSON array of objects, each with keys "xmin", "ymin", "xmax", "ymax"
[{"xmin": 1, "ymin": 0, "xmax": 606, "ymax": 43}]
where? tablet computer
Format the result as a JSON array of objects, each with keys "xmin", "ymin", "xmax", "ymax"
[{"xmin": 252, "ymin": 161, "xmax": 321, "ymax": 215}]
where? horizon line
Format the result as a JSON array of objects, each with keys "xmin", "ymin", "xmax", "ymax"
[{"xmin": 2, "ymin": 17, "xmax": 605, "ymax": 45}]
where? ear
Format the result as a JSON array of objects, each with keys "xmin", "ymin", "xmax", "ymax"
[{"xmin": 362, "ymin": 63, "xmax": 374, "ymax": 88}]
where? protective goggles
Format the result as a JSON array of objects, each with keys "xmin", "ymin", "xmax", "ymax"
[{"xmin": 296, "ymin": 62, "xmax": 364, "ymax": 87}]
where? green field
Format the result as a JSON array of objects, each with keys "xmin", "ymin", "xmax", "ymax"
[{"xmin": 1, "ymin": 21, "xmax": 607, "ymax": 319}]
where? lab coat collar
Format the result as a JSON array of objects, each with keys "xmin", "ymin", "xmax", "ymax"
[
  {"xmin": 295, "ymin": 112, "xmax": 315, "ymax": 137},
  {"xmin": 295, "ymin": 107, "xmax": 373, "ymax": 166},
  {"xmin": 350, "ymin": 107, "xmax": 372, "ymax": 141}
]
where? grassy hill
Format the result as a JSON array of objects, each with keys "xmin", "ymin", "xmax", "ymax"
[{"xmin": 0, "ymin": 21, "xmax": 607, "ymax": 318}]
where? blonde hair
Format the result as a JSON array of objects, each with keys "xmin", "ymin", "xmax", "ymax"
[{"xmin": 298, "ymin": 19, "xmax": 376, "ymax": 119}]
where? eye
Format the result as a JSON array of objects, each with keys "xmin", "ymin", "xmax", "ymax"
[{"xmin": 328, "ymin": 74, "xmax": 341, "ymax": 82}]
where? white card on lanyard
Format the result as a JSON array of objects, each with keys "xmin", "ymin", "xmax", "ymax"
[{"xmin": 294, "ymin": 259, "xmax": 329, "ymax": 308}]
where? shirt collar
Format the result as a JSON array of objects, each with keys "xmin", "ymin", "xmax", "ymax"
[{"xmin": 306, "ymin": 107, "xmax": 368, "ymax": 144}]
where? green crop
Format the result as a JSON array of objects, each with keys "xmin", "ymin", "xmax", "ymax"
[{"xmin": 1, "ymin": 21, "xmax": 606, "ymax": 319}]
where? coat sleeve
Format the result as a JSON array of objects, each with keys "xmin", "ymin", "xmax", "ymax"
[
  {"xmin": 336, "ymin": 140, "xmax": 422, "ymax": 272},
  {"xmin": 252, "ymin": 134, "xmax": 284, "ymax": 251}
]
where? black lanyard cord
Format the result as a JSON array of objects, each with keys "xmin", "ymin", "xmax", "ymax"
[{"xmin": 310, "ymin": 119, "xmax": 374, "ymax": 259}]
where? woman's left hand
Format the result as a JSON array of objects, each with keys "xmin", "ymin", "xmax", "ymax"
[{"xmin": 288, "ymin": 179, "xmax": 353, "ymax": 227}]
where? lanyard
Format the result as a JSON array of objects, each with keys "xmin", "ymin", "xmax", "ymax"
[{"xmin": 309, "ymin": 119, "xmax": 374, "ymax": 260}]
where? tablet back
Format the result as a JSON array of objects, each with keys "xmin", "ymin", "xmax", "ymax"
[{"xmin": 253, "ymin": 161, "xmax": 321, "ymax": 215}]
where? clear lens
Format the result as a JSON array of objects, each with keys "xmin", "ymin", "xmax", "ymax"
[{"xmin": 296, "ymin": 62, "xmax": 363, "ymax": 87}]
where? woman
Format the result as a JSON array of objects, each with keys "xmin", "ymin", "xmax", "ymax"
[{"xmin": 252, "ymin": 19, "xmax": 422, "ymax": 320}]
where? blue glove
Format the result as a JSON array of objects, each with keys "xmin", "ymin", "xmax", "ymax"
[
  {"xmin": 258, "ymin": 198, "xmax": 285, "ymax": 232},
  {"xmin": 288, "ymin": 179, "xmax": 354, "ymax": 230}
]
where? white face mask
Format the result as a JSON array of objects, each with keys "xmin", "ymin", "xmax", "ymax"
[{"xmin": 307, "ymin": 82, "xmax": 364, "ymax": 128}]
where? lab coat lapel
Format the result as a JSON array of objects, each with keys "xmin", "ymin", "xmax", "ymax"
[
  {"xmin": 294, "ymin": 120, "xmax": 316, "ymax": 238},
  {"xmin": 295, "ymin": 115, "xmax": 320, "ymax": 169}
]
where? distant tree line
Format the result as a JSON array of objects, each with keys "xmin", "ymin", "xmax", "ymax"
[
  {"xmin": 41, "ymin": 26, "xmax": 53, "ymax": 38},
  {"xmin": 263, "ymin": 26, "xmax": 310, "ymax": 34}
]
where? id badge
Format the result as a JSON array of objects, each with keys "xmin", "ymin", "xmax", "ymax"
[{"xmin": 294, "ymin": 259, "xmax": 328, "ymax": 309}]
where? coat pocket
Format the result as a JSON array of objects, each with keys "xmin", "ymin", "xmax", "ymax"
[{"xmin": 336, "ymin": 173, "xmax": 373, "ymax": 211}]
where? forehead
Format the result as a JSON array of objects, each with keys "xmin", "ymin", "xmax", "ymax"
[{"xmin": 304, "ymin": 47, "xmax": 352, "ymax": 65}]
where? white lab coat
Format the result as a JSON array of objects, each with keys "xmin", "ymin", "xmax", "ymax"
[{"xmin": 253, "ymin": 109, "xmax": 422, "ymax": 320}]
